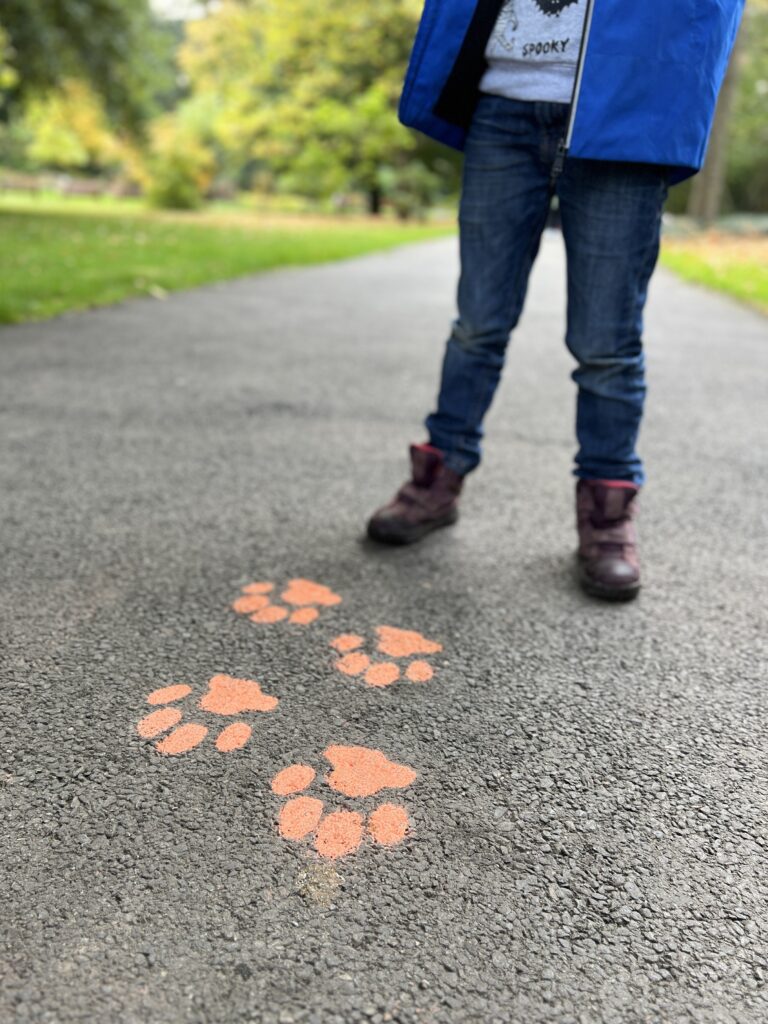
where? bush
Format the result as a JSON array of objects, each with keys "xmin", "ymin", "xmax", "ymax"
[
  {"xmin": 378, "ymin": 162, "xmax": 445, "ymax": 220},
  {"xmin": 144, "ymin": 115, "xmax": 214, "ymax": 210}
]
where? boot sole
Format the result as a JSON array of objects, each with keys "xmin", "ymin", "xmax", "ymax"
[
  {"xmin": 578, "ymin": 562, "xmax": 641, "ymax": 602},
  {"xmin": 367, "ymin": 508, "xmax": 459, "ymax": 546}
]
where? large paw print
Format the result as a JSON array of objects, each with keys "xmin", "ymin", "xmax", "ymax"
[
  {"xmin": 271, "ymin": 745, "xmax": 417, "ymax": 859},
  {"xmin": 136, "ymin": 674, "xmax": 278, "ymax": 755},
  {"xmin": 330, "ymin": 626, "xmax": 442, "ymax": 688},
  {"xmin": 233, "ymin": 578, "xmax": 341, "ymax": 626}
]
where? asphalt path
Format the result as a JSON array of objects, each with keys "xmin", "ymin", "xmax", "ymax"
[{"xmin": 2, "ymin": 234, "xmax": 767, "ymax": 1024}]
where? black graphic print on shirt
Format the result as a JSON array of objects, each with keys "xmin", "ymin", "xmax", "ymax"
[{"xmin": 534, "ymin": 0, "xmax": 579, "ymax": 15}]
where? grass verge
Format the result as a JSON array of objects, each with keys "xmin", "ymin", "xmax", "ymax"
[
  {"xmin": 0, "ymin": 194, "xmax": 453, "ymax": 324},
  {"xmin": 661, "ymin": 233, "xmax": 768, "ymax": 316}
]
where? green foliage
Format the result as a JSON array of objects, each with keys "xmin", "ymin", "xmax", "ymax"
[
  {"xmin": 22, "ymin": 79, "xmax": 122, "ymax": 171},
  {"xmin": 179, "ymin": 0, "xmax": 459, "ymax": 214},
  {"xmin": 0, "ymin": 0, "xmax": 174, "ymax": 128},
  {"xmin": 0, "ymin": 24, "xmax": 18, "ymax": 91},
  {"xmin": 144, "ymin": 111, "xmax": 216, "ymax": 209},
  {"xmin": 0, "ymin": 26, "xmax": 20, "ymax": 165},
  {"xmin": 378, "ymin": 162, "xmax": 445, "ymax": 221}
]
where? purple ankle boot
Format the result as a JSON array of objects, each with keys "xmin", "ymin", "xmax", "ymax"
[
  {"xmin": 367, "ymin": 444, "xmax": 463, "ymax": 545},
  {"xmin": 576, "ymin": 480, "xmax": 641, "ymax": 601}
]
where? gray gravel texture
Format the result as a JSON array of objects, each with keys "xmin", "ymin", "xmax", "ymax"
[{"xmin": 1, "ymin": 235, "xmax": 767, "ymax": 1024}]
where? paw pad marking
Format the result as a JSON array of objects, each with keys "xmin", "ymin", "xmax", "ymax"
[
  {"xmin": 136, "ymin": 674, "xmax": 278, "ymax": 756},
  {"xmin": 331, "ymin": 626, "xmax": 442, "ymax": 688},
  {"xmin": 233, "ymin": 579, "xmax": 342, "ymax": 626},
  {"xmin": 271, "ymin": 745, "xmax": 416, "ymax": 859}
]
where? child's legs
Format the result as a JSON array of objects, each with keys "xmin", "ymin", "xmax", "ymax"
[
  {"xmin": 558, "ymin": 159, "xmax": 668, "ymax": 485},
  {"xmin": 426, "ymin": 96, "xmax": 559, "ymax": 476}
]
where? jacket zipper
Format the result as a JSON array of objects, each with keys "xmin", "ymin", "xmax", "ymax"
[{"xmin": 551, "ymin": 0, "xmax": 596, "ymax": 185}]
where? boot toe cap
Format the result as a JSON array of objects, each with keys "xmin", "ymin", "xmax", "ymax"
[
  {"xmin": 593, "ymin": 557, "xmax": 640, "ymax": 587},
  {"xmin": 580, "ymin": 555, "xmax": 641, "ymax": 600}
]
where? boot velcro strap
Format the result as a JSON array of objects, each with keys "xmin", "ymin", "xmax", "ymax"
[
  {"xmin": 590, "ymin": 524, "xmax": 637, "ymax": 546},
  {"xmin": 397, "ymin": 481, "xmax": 448, "ymax": 511}
]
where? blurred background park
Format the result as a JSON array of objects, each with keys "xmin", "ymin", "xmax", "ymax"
[{"xmin": 1, "ymin": 0, "xmax": 766, "ymax": 325}]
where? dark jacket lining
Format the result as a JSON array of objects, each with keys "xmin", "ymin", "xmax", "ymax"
[{"xmin": 433, "ymin": 0, "xmax": 506, "ymax": 128}]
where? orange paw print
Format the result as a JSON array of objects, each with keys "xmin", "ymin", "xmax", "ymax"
[
  {"xmin": 232, "ymin": 578, "xmax": 342, "ymax": 626},
  {"xmin": 136, "ymin": 674, "xmax": 279, "ymax": 755},
  {"xmin": 330, "ymin": 626, "xmax": 442, "ymax": 688},
  {"xmin": 271, "ymin": 745, "xmax": 416, "ymax": 859}
]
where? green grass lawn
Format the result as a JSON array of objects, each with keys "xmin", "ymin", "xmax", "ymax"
[
  {"xmin": 661, "ymin": 234, "xmax": 768, "ymax": 316},
  {"xmin": 0, "ymin": 194, "xmax": 453, "ymax": 324}
]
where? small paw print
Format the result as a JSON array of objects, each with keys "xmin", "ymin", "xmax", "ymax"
[
  {"xmin": 271, "ymin": 745, "xmax": 416, "ymax": 859},
  {"xmin": 330, "ymin": 626, "xmax": 442, "ymax": 688},
  {"xmin": 233, "ymin": 578, "xmax": 342, "ymax": 626},
  {"xmin": 136, "ymin": 674, "xmax": 278, "ymax": 755}
]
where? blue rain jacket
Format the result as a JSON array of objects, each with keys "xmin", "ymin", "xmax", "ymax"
[{"xmin": 399, "ymin": 0, "xmax": 745, "ymax": 181}]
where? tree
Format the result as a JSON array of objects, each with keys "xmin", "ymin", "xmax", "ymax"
[
  {"xmin": 0, "ymin": 0, "xmax": 172, "ymax": 128},
  {"xmin": 0, "ymin": 25, "xmax": 18, "ymax": 93},
  {"xmin": 688, "ymin": 2, "xmax": 768, "ymax": 221},
  {"xmin": 143, "ymin": 102, "xmax": 216, "ymax": 209},
  {"xmin": 179, "ymin": 0, "xmax": 457, "ymax": 213},
  {"xmin": 688, "ymin": 23, "xmax": 746, "ymax": 223},
  {"xmin": 726, "ymin": 2, "xmax": 768, "ymax": 212},
  {"xmin": 23, "ymin": 78, "xmax": 122, "ymax": 171}
]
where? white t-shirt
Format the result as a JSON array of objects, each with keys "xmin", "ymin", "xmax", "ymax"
[{"xmin": 480, "ymin": 0, "xmax": 588, "ymax": 104}]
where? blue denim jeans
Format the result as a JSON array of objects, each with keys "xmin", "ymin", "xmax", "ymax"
[{"xmin": 426, "ymin": 95, "xmax": 669, "ymax": 485}]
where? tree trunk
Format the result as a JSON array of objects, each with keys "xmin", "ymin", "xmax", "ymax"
[
  {"xmin": 687, "ymin": 22, "xmax": 746, "ymax": 225},
  {"xmin": 367, "ymin": 186, "xmax": 382, "ymax": 216}
]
